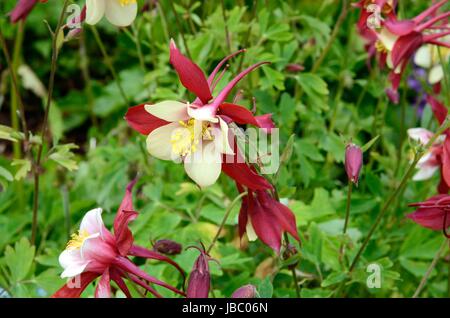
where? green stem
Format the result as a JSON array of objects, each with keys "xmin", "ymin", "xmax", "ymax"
[
  {"xmin": 339, "ymin": 181, "xmax": 353, "ymax": 263},
  {"xmin": 283, "ymin": 232, "xmax": 301, "ymax": 298},
  {"xmin": 31, "ymin": 0, "xmax": 70, "ymax": 245},
  {"xmin": 412, "ymin": 239, "xmax": 448, "ymax": 298},
  {"xmin": 131, "ymin": 22, "xmax": 152, "ymax": 98},
  {"xmin": 79, "ymin": 30, "xmax": 97, "ymax": 128},
  {"xmin": 221, "ymin": 0, "xmax": 232, "ymax": 53},
  {"xmin": 348, "ymin": 117, "xmax": 450, "ymax": 273},
  {"xmin": 90, "ymin": 25, "xmax": 129, "ymax": 106},
  {"xmin": 311, "ymin": 0, "xmax": 348, "ymax": 73},
  {"xmin": 168, "ymin": 0, "xmax": 191, "ymax": 59},
  {"xmin": 206, "ymin": 192, "xmax": 247, "ymax": 254}
]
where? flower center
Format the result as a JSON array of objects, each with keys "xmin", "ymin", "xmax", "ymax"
[
  {"xmin": 66, "ymin": 230, "xmax": 90, "ymax": 250},
  {"xmin": 170, "ymin": 119, "xmax": 214, "ymax": 156},
  {"xmin": 375, "ymin": 40, "xmax": 388, "ymax": 53},
  {"xmin": 119, "ymin": 0, "xmax": 136, "ymax": 6}
]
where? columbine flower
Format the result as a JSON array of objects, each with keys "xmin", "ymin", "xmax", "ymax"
[
  {"xmin": 9, "ymin": 0, "xmax": 47, "ymax": 23},
  {"xmin": 237, "ymin": 186, "xmax": 299, "ymax": 253},
  {"xmin": 126, "ymin": 40, "xmax": 274, "ymax": 189},
  {"xmin": 85, "ymin": 0, "xmax": 138, "ymax": 27},
  {"xmin": 345, "ymin": 143, "xmax": 363, "ymax": 185},
  {"xmin": 53, "ymin": 181, "xmax": 185, "ymax": 298},
  {"xmin": 408, "ymin": 96, "xmax": 450, "ymax": 193},
  {"xmin": 231, "ymin": 284, "xmax": 258, "ymax": 298},
  {"xmin": 414, "ymin": 43, "xmax": 450, "ymax": 85},
  {"xmin": 408, "ymin": 195, "xmax": 450, "ymax": 237},
  {"xmin": 373, "ymin": 0, "xmax": 450, "ymax": 101},
  {"xmin": 186, "ymin": 246, "xmax": 213, "ymax": 298}
]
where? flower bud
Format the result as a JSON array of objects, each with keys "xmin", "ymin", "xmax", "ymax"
[
  {"xmin": 10, "ymin": 0, "xmax": 42, "ymax": 23},
  {"xmin": 345, "ymin": 143, "xmax": 363, "ymax": 185},
  {"xmin": 153, "ymin": 239, "xmax": 182, "ymax": 256},
  {"xmin": 285, "ymin": 64, "xmax": 304, "ymax": 73},
  {"xmin": 186, "ymin": 247, "xmax": 211, "ymax": 298},
  {"xmin": 231, "ymin": 284, "xmax": 257, "ymax": 298}
]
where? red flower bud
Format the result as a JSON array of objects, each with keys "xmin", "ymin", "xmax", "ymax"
[
  {"xmin": 345, "ymin": 143, "xmax": 363, "ymax": 185},
  {"xmin": 231, "ymin": 284, "xmax": 258, "ymax": 298},
  {"xmin": 285, "ymin": 64, "xmax": 304, "ymax": 73},
  {"xmin": 186, "ymin": 247, "xmax": 212, "ymax": 298},
  {"xmin": 10, "ymin": 0, "xmax": 41, "ymax": 23},
  {"xmin": 153, "ymin": 239, "xmax": 182, "ymax": 256}
]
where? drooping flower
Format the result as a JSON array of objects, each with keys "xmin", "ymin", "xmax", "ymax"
[
  {"xmin": 345, "ymin": 143, "xmax": 363, "ymax": 185},
  {"xmin": 53, "ymin": 181, "xmax": 185, "ymax": 298},
  {"xmin": 125, "ymin": 40, "xmax": 274, "ymax": 189},
  {"xmin": 85, "ymin": 0, "xmax": 138, "ymax": 27},
  {"xmin": 9, "ymin": 0, "xmax": 47, "ymax": 23},
  {"xmin": 186, "ymin": 246, "xmax": 213, "ymax": 298},
  {"xmin": 231, "ymin": 284, "xmax": 258, "ymax": 298},
  {"xmin": 237, "ymin": 185, "xmax": 300, "ymax": 253},
  {"xmin": 408, "ymin": 194, "xmax": 450, "ymax": 237}
]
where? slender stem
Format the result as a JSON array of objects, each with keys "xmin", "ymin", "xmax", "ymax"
[
  {"xmin": 0, "ymin": 24, "xmax": 29, "ymax": 139},
  {"xmin": 221, "ymin": 0, "xmax": 232, "ymax": 53},
  {"xmin": 90, "ymin": 25, "xmax": 129, "ymax": 106},
  {"xmin": 31, "ymin": 0, "xmax": 69, "ymax": 245},
  {"xmin": 349, "ymin": 117, "xmax": 450, "ymax": 273},
  {"xmin": 168, "ymin": 0, "xmax": 191, "ymax": 59},
  {"xmin": 283, "ymin": 232, "xmax": 301, "ymax": 298},
  {"xmin": 79, "ymin": 29, "xmax": 97, "ymax": 127},
  {"xmin": 206, "ymin": 192, "xmax": 247, "ymax": 254},
  {"xmin": 311, "ymin": 0, "xmax": 348, "ymax": 73},
  {"xmin": 237, "ymin": 0, "xmax": 257, "ymax": 72},
  {"xmin": 131, "ymin": 23, "xmax": 152, "ymax": 98},
  {"xmin": 339, "ymin": 181, "xmax": 353, "ymax": 262},
  {"xmin": 412, "ymin": 239, "xmax": 448, "ymax": 298}
]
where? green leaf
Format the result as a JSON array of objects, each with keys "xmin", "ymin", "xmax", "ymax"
[
  {"xmin": 257, "ymin": 277, "xmax": 273, "ymax": 298},
  {"xmin": 361, "ymin": 135, "xmax": 380, "ymax": 152},
  {"xmin": 48, "ymin": 143, "xmax": 79, "ymax": 171},
  {"xmin": 4, "ymin": 237, "xmax": 35, "ymax": 282},
  {"xmin": 11, "ymin": 159, "xmax": 32, "ymax": 180},
  {"xmin": 321, "ymin": 272, "xmax": 347, "ymax": 287}
]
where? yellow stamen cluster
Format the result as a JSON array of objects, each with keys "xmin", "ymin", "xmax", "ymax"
[
  {"xmin": 170, "ymin": 119, "xmax": 214, "ymax": 156},
  {"xmin": 66, "ymin": 230, "xmax": 90, "ymax": 250},
  {"xmin": 375, "ymin": 40, "xmax": 388, "ymax": 53},
  {"xmin": 119, "ymin": 0, "xmax": 136, "ymax": 6}
]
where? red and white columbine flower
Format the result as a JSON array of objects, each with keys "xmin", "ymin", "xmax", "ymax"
[
  {"xmin": 53, "ymin": 181, "xmax": 185, "ymax": 298},
  {"xmin": 408, "ymin": 96, "xmax": 450, "ymax": 194},
  {"xmin": 85, "ymin": 0, "xmax": 138, "ymax": 27},
  {"xmin": 126, "ymin": 41, "xmax": 275, "ymax": 189}
]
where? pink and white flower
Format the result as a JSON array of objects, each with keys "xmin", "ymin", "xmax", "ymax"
[{"xmin": 53, "ymin": 181, "xmax": 185, "ymax": 298}]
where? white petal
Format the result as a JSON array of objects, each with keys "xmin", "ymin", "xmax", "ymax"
[
  {"xmin": 85, "ymin": 0, "xmax": 106, "ymax": 25},
  {"xmin": 429, "ymin": 64, "xmax": 444, "ymax": 84},
  {"xmin": 187, "ymin": 104, "xmax": 219, "ymax": 123},
  {"xmin": 59, "ymin": 249, "xmax": 89, "ymax": 278},
  {"xmin": 80, "ymin": 208, "xmax": 104, "ymax": 236},
  {"xmin": 246, "ymin": 218, "xmax": 258, "ymax": 242},
  {"xmin": 413, "ymin": 164, "xmax": 439, "ymax": 181},
  {"xmin": 378, "ymin": 28, "xmax": 397, "ymax": 51},
  {"xmin": 144, "ymin": 101, "xmax": 189, "ymax": 122},
  {"xmin": 211, "ymin": 117, "xmax": 234, "ymax": 155},
  {"xmin": 184, "ymin": 142, "xmax": 222, "ymax": 188},
  {"xmin": 407, "ymin": 128, "xmax": 433, "ymax": 145},
  {"xmin": 104, "ymin": 0, "xmax": 138, "ymax": 27},
  {"xmin": 414, "ymin": 46, "xmax": 432, "ymax": 69},
  {"xmin": 146, "ymin": 122, "xmax": 182, "ymax": 161}
]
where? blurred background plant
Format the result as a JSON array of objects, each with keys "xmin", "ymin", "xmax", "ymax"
[{"xmin": 0, "ymin": 0, "xmax": 449, "ymax": 298}]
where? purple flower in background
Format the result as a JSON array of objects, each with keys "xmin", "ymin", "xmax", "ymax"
[{"xmin": 231, "ymin": 284, "xmax": 258, "ymax": 298}]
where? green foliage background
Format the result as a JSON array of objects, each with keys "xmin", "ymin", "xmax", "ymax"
[{"xmin": 0, "ymin": 0, "xmax": 449, "ymax": 298}]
